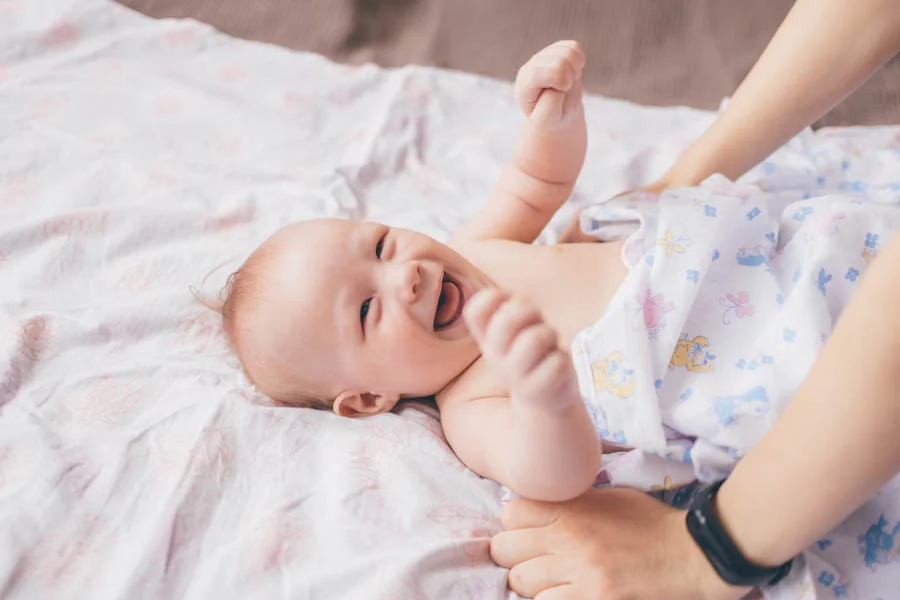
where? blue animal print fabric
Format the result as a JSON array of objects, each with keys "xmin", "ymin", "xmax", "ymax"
[{"xmin": 571, "ymin": 169, "xmax": 900, "ymax": 598}]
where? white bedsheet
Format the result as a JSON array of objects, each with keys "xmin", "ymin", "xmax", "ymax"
[{"xmin": 2, "ymin": 0, "xmax": 898, "ymax": 598}]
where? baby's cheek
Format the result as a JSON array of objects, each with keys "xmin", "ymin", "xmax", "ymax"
[
  {"xmin": 396, "ymin": 336, "xmax": 444, "ymax": 370},
  {"xmin": 395, "ymin": 341, "xmax": 436, "ymax": 366},
  {"xmin": 377, "ymin": 326, "xmax": 422, "ymax": 359}
]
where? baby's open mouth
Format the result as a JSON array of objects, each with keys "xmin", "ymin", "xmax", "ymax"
[{"xmin": 434, "ymin": 273, "xmax": 463, "ymax": 331}]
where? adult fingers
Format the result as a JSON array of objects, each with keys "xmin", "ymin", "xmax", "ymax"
[
  {"xmin": 490, "ymin": 526, "xmax": 552, "ymax": 568},
  {"xmin": 534, "ymin": 584, "xmax": 578, "ymax": 600},
  {"xmin": 507, "ymin": 554, "xmax": 574, "ymax": 599}
]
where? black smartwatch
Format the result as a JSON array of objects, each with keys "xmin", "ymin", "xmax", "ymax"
[{"xmin": 685, "ymin": 480, "xmax": 793, "ymax": 588}]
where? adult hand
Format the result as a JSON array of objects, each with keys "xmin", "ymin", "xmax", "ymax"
[{"xmin": 490, "ymin": 487, "xmax": 748, "ymax": 600}]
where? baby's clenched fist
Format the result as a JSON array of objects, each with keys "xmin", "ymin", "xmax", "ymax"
[
  {"xmin": 464, "ymin": 288, "xmax": 581, "ymax": 412},
  {"xmin": 515, "ymin": 40, "xmax": 585, "ymax": 128}
]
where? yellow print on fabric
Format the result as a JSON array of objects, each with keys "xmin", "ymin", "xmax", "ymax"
[
  {"xmin": 656, "ymin": 230, "xmax": 690, "ymax": 256},
  {"xmin": 591, "ymin": 351, "xmax": 635, "ymax": 398},
  {"xmin": 669, "ymin": 335, "xmax": 716, "ymax": 373}
]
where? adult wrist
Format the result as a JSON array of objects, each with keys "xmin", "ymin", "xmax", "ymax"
[
  {"xmin": 663, "ymin": 508, "xmax": 745, "ymax": 600},
  {"xmin": 686, "ymin": 480, "xmax": 793, "ymax": 589},
  {"xmin": 713, "ymin": 475, "xmax": 799, "ymax": 568},
  {"xmin": 656, "ymin": 157, "xmax": 714, "ymax": 189},
  {"xmin": 663, "ymin": 112, "xmax": 759, "ymax": 188}
]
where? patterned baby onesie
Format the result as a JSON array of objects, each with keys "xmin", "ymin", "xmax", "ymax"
[{"xmin": 572, "ymin": 175, "xmax": 900, "ymax": 598}]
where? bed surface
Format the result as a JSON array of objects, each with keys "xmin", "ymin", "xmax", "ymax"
[
  {"xmin": 3, "ymin": 1, "xmax": 899, "ymax": 598},
  {"xmin": 0, "ymin": 1, "xmax": 717, "ymax": 597}
]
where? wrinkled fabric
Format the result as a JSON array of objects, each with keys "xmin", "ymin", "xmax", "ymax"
[
  {"xmin": 0, "ymin": 0, "xmax": 720, "ymax": 598},
  {"xmin": 575, "ymin": 153, "xmax": 900, "ymax": 598},
  {"xmin": 4, "ymin": 0, "xmax": 899, "ymax": 598}
]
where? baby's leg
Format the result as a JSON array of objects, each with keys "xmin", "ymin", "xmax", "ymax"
[{"xmin": 715, "ymin": 232, "xmax": 900, "ymax": 566}]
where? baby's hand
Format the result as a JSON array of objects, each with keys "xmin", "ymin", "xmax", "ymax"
[
  {"xmin": 464, "ymin": 289, "xmax": 581, "ymax": 412},
  {"xmin": 515, "ymin": 40, "xmax": 585, "ymax": 129}
]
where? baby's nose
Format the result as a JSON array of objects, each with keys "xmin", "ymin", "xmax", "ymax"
[{"xmin": 396, "ymin": 261, "xmax": 422, "ymax": 303}]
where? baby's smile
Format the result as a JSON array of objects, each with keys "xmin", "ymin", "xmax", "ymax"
[
  {"xmin": 434, "ymin": 271, "xmax": 466, "ymax": 332},
  {"xmin": 224, "ymin": 218, "xmax": 491, "ymax": 404}
]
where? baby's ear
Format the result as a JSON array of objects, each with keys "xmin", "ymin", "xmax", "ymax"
[{"xmin": 333, "ymin": 390, "xmax": 399, "ymax": 418}]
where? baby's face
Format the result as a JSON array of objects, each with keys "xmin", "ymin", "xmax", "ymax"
[{"xmin": 251, "ymin": 219, "xmax": 491, "ymax": 403}]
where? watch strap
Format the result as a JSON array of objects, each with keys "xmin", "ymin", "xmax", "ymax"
[{"xmin": 686, "ymin": 480, "xmax": 793, "ymax": 588}]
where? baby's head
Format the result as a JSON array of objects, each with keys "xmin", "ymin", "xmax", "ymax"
[{"xmin": 222, "ymin": 218, "xmax": 489, "ymax": 416}]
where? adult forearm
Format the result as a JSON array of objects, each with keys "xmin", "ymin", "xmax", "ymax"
[
  {"xmin": 664, "ymin": 0, "xmax": 900, "ymax": 187},
  {"xmin": 716, "ymin": 234, "xmax": 900, "ymax": 567}
]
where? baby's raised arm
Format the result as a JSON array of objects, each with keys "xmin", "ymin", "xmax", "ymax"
[
  {"xmin": 453, "ymin": 41, "xmax": 588, "ymax": 245},
  {"xmin": 438, "ymin": 290, "xmax": 601, "ymax": 501}
]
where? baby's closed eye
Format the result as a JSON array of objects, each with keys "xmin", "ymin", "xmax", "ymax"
[{"xmin": 361, "ymin": 298, "xmax": 372, "ymax": 326}]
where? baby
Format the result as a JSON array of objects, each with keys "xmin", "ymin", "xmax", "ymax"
[
  {"xmin": 222, "ymin": 41, "xmax": 615, "ymax": 501},
  {"xmin": 220, "ymin": 40, "xmax": 900, "ymax": 502}
]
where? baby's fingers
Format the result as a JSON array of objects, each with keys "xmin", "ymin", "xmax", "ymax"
[
  {"xmin": 515, "ymin": 43, "xmax": 584, "ymax": 116},
  {"xmin": 516, "ymin": 61, "xmax": 573, "ymax": 115},
  {"xmin": 545, "ymin": 40, "xmax": 586, "ymax": 72},
  {"xmin": 483, "ymin": 297, "xmax": 544, "ymax": 359},
  {"xmin": 537, "ymin": 41, "xmax": 585, "ymax": 87},
  {"xmin": 505, "ymin": 324, "xmax": 559, "ymax": 377},
  {"xmin": 524, "ymin": 56, "xmax": 577, "ymax": 91},
  {"xmin": 522, "ymin": 349, "xmax": 579, "ymax": 407},
  {"xmin": 520, "ymin": 41, "xmax": 584, "ymax": 88},
  {"xmin": 463, "ymin": 288, "xmax": 507, "ymax": 344}
]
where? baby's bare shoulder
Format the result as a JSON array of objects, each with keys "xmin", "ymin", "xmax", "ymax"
[{"xmin": 435, "ymin": 356, "xmax": 508, "ymax": 412}]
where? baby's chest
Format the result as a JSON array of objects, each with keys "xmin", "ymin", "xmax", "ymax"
[{"xmin": 464, "ymin": 240, "xmax": 628, "ymax": 345}]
